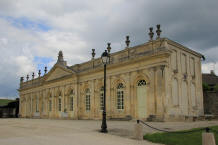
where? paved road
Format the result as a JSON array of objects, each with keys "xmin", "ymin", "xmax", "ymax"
[{"xmin": 0, "ymin": 119, "xmax": 218, "ymax": 145}]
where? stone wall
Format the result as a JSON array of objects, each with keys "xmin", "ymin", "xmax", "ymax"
[{"xmin": 203, "ymin": 91, "xmax": 218, "ymax": 115}]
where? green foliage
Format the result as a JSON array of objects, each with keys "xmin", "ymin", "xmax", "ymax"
[
  {"xmin": 203, "ymin": 83, "xmax": 210, "ymax": 91},
  {"xmin": 144, "ymin": 126, "xmax": 218, "ymax": 145},
  {"xmin": 214, "ymin": 84, "xmax": 218, "ymax": 92},
  {"xmin": 0, "ymin": 99, "xmax": 14, "ymax": 106}
]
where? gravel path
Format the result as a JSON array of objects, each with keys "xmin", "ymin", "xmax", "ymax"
[{"xmin": 0, "ymin": 118, "xmax": 218, "ymax": 145}]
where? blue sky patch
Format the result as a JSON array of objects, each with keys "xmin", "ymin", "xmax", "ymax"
[
  {"xmin": 1, "ymin": 16, "xmax": 51, "ymax": 31},
  {"xmin": 34, "ymin": 56, "xmax": 54, "ymax": 73}
]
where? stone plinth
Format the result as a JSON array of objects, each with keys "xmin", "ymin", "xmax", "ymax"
[{"xmin": 202, "ymin": 133, "xmax": 216, "ymax": 145}]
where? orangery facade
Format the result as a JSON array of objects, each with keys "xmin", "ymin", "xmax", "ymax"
[{"xmin": 18, "ymin": 31, "xmax": 204, "ymax": 121}]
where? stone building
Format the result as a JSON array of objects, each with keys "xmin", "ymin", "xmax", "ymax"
[
  {"xmin": 18, "ymin": 27, "xmax": 204, "ymax": 121},
  {"xmin": 202, "ymin": 71, "xmax": 218, "ymax": 116}
]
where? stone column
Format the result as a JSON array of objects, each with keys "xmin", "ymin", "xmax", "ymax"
[
  {"xmin": 156, "ymin": 66, "xmax": 164, "ymax": 120},
  {"xmin": 153, "ymin": 67, "xmax": 157, "ymax": 115},
  {"xmin": 91, "ymin": 79, "xmax": 95, "ymax": 118},
  {"xmin": 125, "ymin": 72, "xmax": 131, "ymax": 116},
  {"xmin": 107, "ymin": 76, "xmax": 111, "ymax": 117},
  {"xmin": 75, "ymin": 81, "xmax": 79, "ymax": 119}
]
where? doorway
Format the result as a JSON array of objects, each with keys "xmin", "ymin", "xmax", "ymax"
[{"xmin": 137, "ymin": 80, "xmax": 147, "ymax": 119}]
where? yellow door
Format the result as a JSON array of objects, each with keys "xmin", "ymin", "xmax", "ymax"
[{"xmin": 137, "ymin": 80, "xmax": 147, "ymax": 119}]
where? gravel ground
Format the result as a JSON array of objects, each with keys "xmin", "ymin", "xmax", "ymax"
[{"xmin": 0, "ymin": 118, "xmax": 218, "ymax": 145}]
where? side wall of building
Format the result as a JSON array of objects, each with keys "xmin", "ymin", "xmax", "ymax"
[{"xmin": 164, "ymin": 42, "xmax": 204, "ymax": 120}]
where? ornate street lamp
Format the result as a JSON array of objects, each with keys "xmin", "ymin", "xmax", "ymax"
[{"xmin": 101, "ymin": 50, "xmax": 109, "ymax": 133}]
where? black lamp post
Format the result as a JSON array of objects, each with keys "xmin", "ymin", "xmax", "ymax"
[{"xmin": 101, "ymin": 50, "xmax": 109, "ymax": 133}]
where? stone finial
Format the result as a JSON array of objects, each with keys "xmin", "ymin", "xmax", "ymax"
[
  {"xmin": 57, "ymin": 50, "xmax": 67, "ymax": 66},
  {"xmin": 107, "ymin": 43, "xmax": 111, "ymax": 53},
  {"xmin": 148, "ymin": 27, "xmax": 154, "ymax": 40},
  {"xmin": 32, "ymin": 72, "xmax": 35, "ymax": 79},
  {"xmin": 44, "ymin": 66, "xmax": 47, "ymax": 74},
  {"xmin": 38, "ymin": 70, "xmax": 41, "ymax": 77},
  {"xmin": 20, "ymin": 77, "xmax": 24, "ymax": 83},
  {"xmin": 92, "ymin": 49, "xmax": 95, "ymax": 59},
  {"xmin": 58, "ymin": 51, "xmax": 64, "ymax": 62},
  {"xmin": 26, "ymin": 74, "xmax": 29, "ymax": 81},
  {"xmin": 125, "ymin": 36, "xmax": 130, "ymax": 48},
  {"xmin": 156, "ymin": 24, "xmax": 162, "ymax": 39}
]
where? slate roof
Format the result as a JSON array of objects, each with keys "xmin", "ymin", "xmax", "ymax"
[{"xmin": 202, "ymin": 71, "xmax": 218, "ymax": 85}]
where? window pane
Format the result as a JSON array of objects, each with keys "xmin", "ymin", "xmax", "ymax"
[{"xmin": 58, "ymin": 97, "xmax": 61, "ymax": 111}]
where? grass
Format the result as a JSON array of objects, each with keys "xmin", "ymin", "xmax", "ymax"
[
  {"xmin": 144, "ymin": 125, "xmax": 218, "ymax": 145},
  {"xmin": 0, "ymin": 99, "xmax": 14, "ymax": 106}
]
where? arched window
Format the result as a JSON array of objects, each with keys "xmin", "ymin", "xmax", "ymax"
[
  {"xmin": 69, "ymin": 90, "xmax": 74, "ymax": 111},
  {"xmin": 100, "ymin": 87, "xmax": 104, "ymax": 110},
  {"xmin": 85, "ymin": 89, "xmax": 91, "ymax": 111},
  {"xmin": 117, "ymin": 83, "xmax": 124, "ymax": 110},
  {"xmin": 58, "ymin": 94, "xmax": 62, "ymax": 112},
  {"xmin": 137, "ymin": 80, "xmax": 146, "ymax": 86}
]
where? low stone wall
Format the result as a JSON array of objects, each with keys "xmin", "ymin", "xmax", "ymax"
[{"xmin": 204, "ymin": 91, "xmax": 218, "ymax": 115}]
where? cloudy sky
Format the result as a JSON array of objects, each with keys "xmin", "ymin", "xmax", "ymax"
[{"xmin": 0, "ymin": 0, "xmax": 218, "ymax": 99}]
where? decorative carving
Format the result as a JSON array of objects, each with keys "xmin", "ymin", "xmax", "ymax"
[
  {"xmin": 156, "ymin": 24, "xmax": 162, "ymax": 39},
  {"xmin": 173, "ymin": 69, "xmax": 178, "ymax": 74},
  {"xmin": 137, "ymin": 70, "xmax": 142, "ymax": 74},
  {"xmin": 125, "ymin": 36, "xmax": 130, "ymax": 48},
  {"xmin": 183, "ymin": 73, "xmax": 187, "ymax": 80},
  {"xmin": 160, "ymin": 65, "xmax": 165, "ymax": 77},
  {"xmin": 148, "ymin": 27, "xmax": 154, "ymax": 40},
  {"xmin": 192, "ymin": 75, "xmax": 195, "ymax": 79}
]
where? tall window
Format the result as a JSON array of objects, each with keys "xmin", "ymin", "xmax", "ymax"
[
  {"xmin": 36, "ymin": 96, "xmax": 39, "ymax": 112},
  {"xmin": 85, "ymin": 89, "xmax": 91, "ymax": 111},
  {"xmin": 117, "ymin": 83, "xmax": 124, "ymax": 110},
  {"xmin": 58, "ymin": 95, "xmax": 62, "ymax": 112},
  {"xmin": 31, "ymin": 97, "xmax": 33, "ymax": 113},
  {"xmin": 69, "ymin": 90, "xmax": 74, "ymax": 111},
  {"xmin": 49, "ymin": 95, "xmax": 52, "ymax": 112},
  {"xmin": 29, "ymin": 99, "xmax": 31, "ymax": 114},
  {"xmin": 100, "ymin": 87, "xmax": 104, "ymax": 110},
  {"xmin": 41, "ymin": 97, "xmax": 44, "ymax": 112}
]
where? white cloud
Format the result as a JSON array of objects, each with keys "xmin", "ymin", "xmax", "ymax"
[
  {"xmin": 0, "ymin": 0, "xmax": 218, "ymax": 98},
  {"xmin": 202, "ymin": 62, "xmax": 218, "ymax": 74}
]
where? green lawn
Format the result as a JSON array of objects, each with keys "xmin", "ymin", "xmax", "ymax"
[
  {"xmin": 144, "ymin": 126, "xmax": 218, "ymax": 145},
  {"xmin": 0, "ymin": 99, "xmax": 14, "ymax": 106}
]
